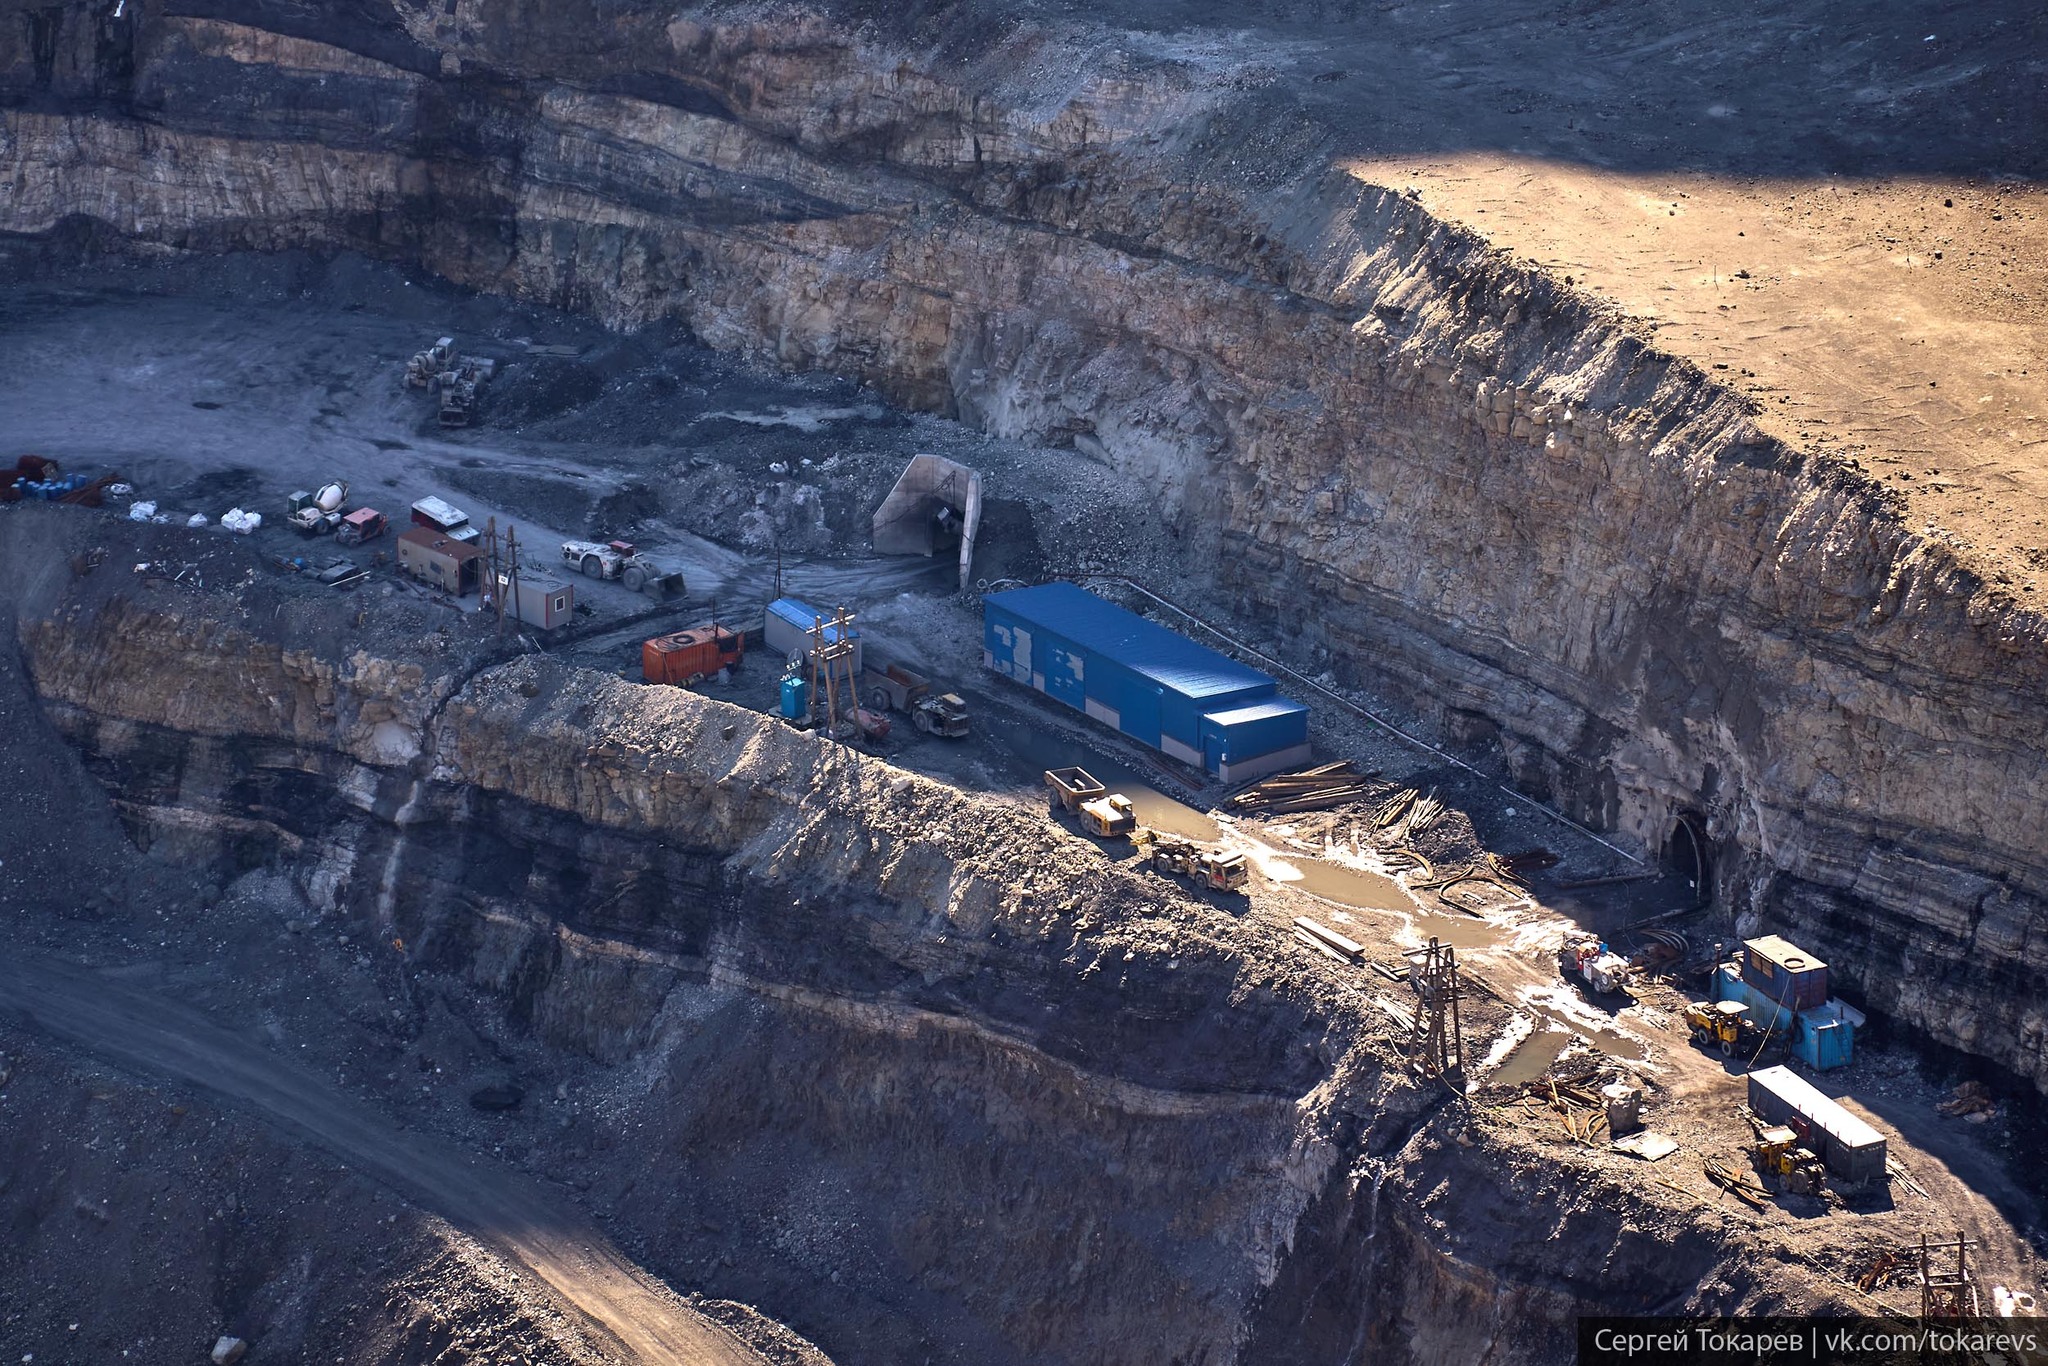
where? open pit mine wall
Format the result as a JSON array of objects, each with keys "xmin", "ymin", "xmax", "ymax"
[
  {"xmin": 4, "ymin": 569, "xmax": 1751, "ymax": 1364},
  {"xmin": 5, "ymin": 3, "xmax": 2048, "ymax": 1081}
]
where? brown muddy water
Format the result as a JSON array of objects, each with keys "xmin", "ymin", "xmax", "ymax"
[{"xmin": 980, "ymin": 713, "xmax": 1222, "ymax": 841}]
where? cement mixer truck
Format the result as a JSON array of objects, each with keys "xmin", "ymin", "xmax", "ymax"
[{"xmin": 286, "ymin": 482, "xmax": 350, "ymax": 535}]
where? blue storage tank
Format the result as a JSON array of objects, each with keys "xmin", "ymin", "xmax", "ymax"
[{"xmin": 983, "ymin": 582, "xmax": 1311, "ymax": 779}]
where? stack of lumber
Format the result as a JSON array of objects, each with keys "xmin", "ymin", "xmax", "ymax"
[
  {"xmin": 1232, "ymin": 761, "xmax": 1377, "ymax": 813},
  {"xmin": 1293, "ymin": 916, "xmax": 1364, "ymax": 962}
]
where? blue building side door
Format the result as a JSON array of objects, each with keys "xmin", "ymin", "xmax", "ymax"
[
  {"xmin": 1044, "ymin": 642, "xmax": 1086, "ymax": 710},
  {"xmin": 1199, "ymin": 715, "xmax": 1229, "ymax": 777}
]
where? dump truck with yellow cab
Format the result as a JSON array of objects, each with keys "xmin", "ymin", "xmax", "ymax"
[
  {"xmin": 1045, "ymin": 767, "xmax": 1137, "ymax": 839},
  {"xmin": 1137, "ymin": 830, "xmax": 1248, "ymax": 891}
]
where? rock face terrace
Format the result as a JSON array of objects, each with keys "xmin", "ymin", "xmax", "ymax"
[{"xmin": 2, "ymin": 0, "xmax": 2047, "ymax": 1361}]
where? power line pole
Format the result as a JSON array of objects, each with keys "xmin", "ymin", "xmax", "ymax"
[
  {"xmin": 806, "ymin": 606, "xmax": 860, "ymax": 740},
  {"xmin": 482, "ymin": 516, "xmax": 503, "ymax": 634},
  {"xmin": 503, "ymin": 525, "xmax": 522, "ymax": 635}
]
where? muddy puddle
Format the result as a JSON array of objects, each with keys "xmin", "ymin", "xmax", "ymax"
[
  {"xmin": 979, "ymin": 714, "xmax": 1220, "ymax": 842},
  {"xmin": 1490, "ymin": 1026, "xmax": 1572, "ymax": 1087},
  {"xmin": 1282, "ymin": 857, "xmax": 1507, "ymax": 952}
]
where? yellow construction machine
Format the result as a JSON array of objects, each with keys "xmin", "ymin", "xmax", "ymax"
[
  {"xmin": 1136, "ymin": 830, "xmax": 1249, "ymax": 892},
  {"xmin": 1078, "ymin": 794, "xmax": 1137, "ymax": 839},
  {"xmin": 1683, "ymin": 999, "xmax": 1755, "ymax": 1057},
  {"xmin": 1750, "ymin": 1124, "xmax": 1827, "ymax": 1196}
]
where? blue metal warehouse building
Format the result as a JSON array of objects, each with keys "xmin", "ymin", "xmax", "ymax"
[{"xmin": 982, "ymin": 582, "xmax": 1311, "ymax": 781}]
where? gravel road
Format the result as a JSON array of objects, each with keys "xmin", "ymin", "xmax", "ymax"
[{"xmin": 0, "ymin": 953, "xmax": 774, "ymax": 1366}]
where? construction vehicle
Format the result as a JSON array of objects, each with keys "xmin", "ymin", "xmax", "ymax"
[
  {"xmin": 1043, "ymin": 767, "xmax": 1137, "ymax": 838},
  {"xmin": 1137, "ymin": 830, "xmax": 1249, "ymax": 892},
  {"xmin": 286, "ymin": 482, "xmax": 349, "ymax": 535},
  {"xmin": 560, "ymin": 540, "xmax": 686, "ymax": 599},
  {"xmin": 406, "ymin": 337, "xmax": 456, "ymax": 389},
  {"xmin": 1078, "ymin": 793, "xmax": 1137, "ymax": 839},
  {"xmin": 1684, "ymin": 999, "xmax": 1768, "ymax": 1058},
  {"xmin": 862, "ymin": 663, "xmax": 971, "ymax": 738},
  {"xmin": 405, "ymin": 338, "xmax": 495, "ymax": 424},
  {"xmin": 334, "ymin": 508, "xmax": 388, "ymax": 547},
  {"xmin": 642, "ymin": 624, "xmax": 745, "ymax": 686},
  {"xmin": 1046, "ymin": 766, "xmax": 1107, "ymax": 814},
  {"xmin": 438, "ymin": 371, "xmax": 479, "ymax": 427},
  {"xmin": 1748, "ymin": 1120, "xmax": 1827, "ymax": 1196},
  {"xmin": 1558, "ymin": 935, "xmax": 1632, "ymax": 995}
]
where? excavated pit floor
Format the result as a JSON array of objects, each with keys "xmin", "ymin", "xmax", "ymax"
[{"xmin": 5, "ymin": 254, "xmax": 2048, "ymax": 1363}]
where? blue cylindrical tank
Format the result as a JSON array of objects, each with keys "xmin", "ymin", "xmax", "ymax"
[{"xmin": 779, "ymin": 674, "xmax": 809, "ymax": 720}]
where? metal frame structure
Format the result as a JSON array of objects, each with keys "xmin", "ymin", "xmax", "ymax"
[
  {"xmin": 807, "ymin": 606, "xmax": 861, "ymax": 739},
  {"xmin": 1917, "ymin": 1232, "xmax": 1980, "ymax": 1318},
  {"xmin": 1406, "ymin": 936, "xmax": 1465, "ymax": 1081}
]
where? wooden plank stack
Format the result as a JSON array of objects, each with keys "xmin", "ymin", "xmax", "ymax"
[{"xmin": 1231, "ymin": 761, "xmax": 1377, "ymax": 814}]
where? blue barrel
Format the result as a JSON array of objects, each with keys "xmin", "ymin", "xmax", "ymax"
[{"xmin": 779, "ymin": 674, "xmax": 808, "ymax": 720}]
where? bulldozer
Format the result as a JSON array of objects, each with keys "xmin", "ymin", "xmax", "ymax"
[
  {"xmin": 1137, "ymin": 831, "xmax": 1249, "ymax": 892},
  {"xmin": 1751, "ymin": 1124, "xmax": 1827, "ymax": 1196}
]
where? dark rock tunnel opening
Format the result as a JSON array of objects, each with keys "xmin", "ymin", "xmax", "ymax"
[{"xmin": 1664, "ymin": 812, "xmax": 1709, "ymax": 906}]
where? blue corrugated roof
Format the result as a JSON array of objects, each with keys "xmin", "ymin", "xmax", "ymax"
[
  {"xmin": 769, "ymin": 597, "xmax": 857, "ymax": 641},
  {"xmin": 1204, "ymin": 698, "xmax": 1307, "ymax": 726},
  {"xmin": 985, "ymin": 582, "xmax": 1273, "ymax": 700}
]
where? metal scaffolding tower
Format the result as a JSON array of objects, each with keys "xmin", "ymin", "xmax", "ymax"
[
  {"xmin": 1405, "ymin": 936, "xmax": 1465, "ymax": 1081},
  {"xmin": 1917, "ymin": 1231, "xmax": 1980, "ymax": 1318}
]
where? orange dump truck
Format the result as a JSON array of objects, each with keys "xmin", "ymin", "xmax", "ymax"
[{"xmin": 642, "ymin": 624, "xmax": 745, "ymax": 686}]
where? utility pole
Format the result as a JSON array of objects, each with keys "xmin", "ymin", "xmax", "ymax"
[
  {"xmin": 503, "ymin": 525, "xmax": 522, "ymax": 635},
  {"xmin": 482, "ymin": 516, "xmax": 503, "ymax": 634}
]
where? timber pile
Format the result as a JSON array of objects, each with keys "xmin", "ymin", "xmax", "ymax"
[
  {"xmin": 1372, "ymin": 787, "xmax": 1417, "ymax": 829},
  {"xmin": 1294, "ymin": 916, "xmax": 1364, "ymax": 961},
  {"xmin": 1703, "ymin": 1156, "xmax": 1772, "ymax": 1205},
  {"xmin": 1231, "ymin": 761, "xmax": 1378, "ymax": 813},
  {"xmin": 1520, "ymin": 1071, "xmax": 1611, "ymax": 1144}
]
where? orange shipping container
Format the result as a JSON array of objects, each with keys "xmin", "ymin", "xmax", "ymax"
[{"xmin": 642, "ymin": 625, "xmax": 744, "ymax": 685}]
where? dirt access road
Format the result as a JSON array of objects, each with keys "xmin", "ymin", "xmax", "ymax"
[
  {"xmin": 0, "ymin": 954, "xmax": 774, "ymax": 1366},
  {"xmin": 0, "ymin": 273, "xmax": 954, "ymax": 623}
]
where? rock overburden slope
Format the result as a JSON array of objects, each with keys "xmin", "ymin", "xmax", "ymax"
[
  {"xmin": 6, "ymin": 513, "xmax": 1785, "ymax": 1366},
  {"xmin": 3, "ymin": 1, "xmax": 2046, "ymax": 1090}
]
